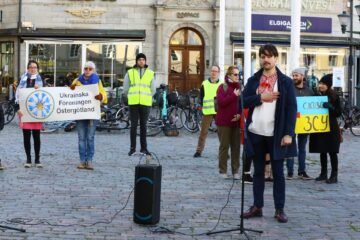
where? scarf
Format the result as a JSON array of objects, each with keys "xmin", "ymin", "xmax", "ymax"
[
  {"xmin": 78, "ymin": 73, "xmax": 99, "ymax": 85},
  {"xmin": 257, "ymin": 73, "xmax": 277, "ymax": 94},
  {"xmin": 225, "ymin": 76, "xmax": 240, "ymax": 89}
]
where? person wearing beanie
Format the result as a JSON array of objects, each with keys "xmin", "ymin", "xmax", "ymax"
[
  {"xmin": 70, "ymin": 61, "xmax": 108, "ymax": 170},
  {"xmin": 124, "ymin": 53, "xmax": 156, "ymax": 156},
  {"xmin": 242, "ymin": 44, "xmax": 297, "ymax": 223},
  {"xmin": 285, "ymin": 67, "xmax": 314, "ymax": 180},
  {"xmin": 309, "ymin": 74, "xmax": 342, "ymax": 184}
]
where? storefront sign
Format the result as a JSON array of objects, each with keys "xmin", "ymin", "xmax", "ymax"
[
  {"xmin": 252, "ymin": 14, "xmax": 332, "ymax": 33},
  {"xmin": 252, "ymin": 0, "xmax": 335, "ymax": 12},
  {"xmin": 19, "ymin": 85, "xmax": 101, "ymax": 122},
  {"xmin": 177, "ymin": 12, "xmax": 200, "ymax": 18},
  {"xmin": 332, "ymin": 67, "xmax": 345, "ymax": 88},
  {"xmin": 295, "ymin": 96, "xmax": 330, "ymax": 134}
]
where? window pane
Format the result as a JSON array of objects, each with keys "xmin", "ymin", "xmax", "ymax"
[
  {"xmin": 170, "ymin": 50, "xmax": 182, "ymax": 73},
  {"xmin": 55, "ymin": 44, "xmax": 82, "ymax": 86},
  {"xmin": 187, "ymin": 30, "xmax": 202, "ymax": 45},
  {"xmin": 28, "ymin": 44, "xmax": 55, "ymax": 86},
  {"xmin": 188, "ymin": 50, "xmax": 201, "ymax": 75},
  {"xmin": 170, "ymin": 30, "xmax": 185, "ymax": 45}
]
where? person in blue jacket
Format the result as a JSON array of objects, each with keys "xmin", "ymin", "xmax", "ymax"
[{"xmin": 242, "ymin": 44, "xmax": 297, "ymax": 223}]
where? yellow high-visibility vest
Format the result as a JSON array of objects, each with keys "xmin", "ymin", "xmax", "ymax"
[
  {"xmin": 127, "ymin": 68, "xmax": 154, "ymax": 106},
  {"xmin": 202, "ymin": 79, "xmax": 221, "ymax": 115}
]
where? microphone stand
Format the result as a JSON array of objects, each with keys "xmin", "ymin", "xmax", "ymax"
[{"xmin": 207, "ymin": 81, "xmax": 263, "ymax": 239}]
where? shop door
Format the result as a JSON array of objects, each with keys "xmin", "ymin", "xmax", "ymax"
[{"xmin": 168, "ymin": 28, "xmax": 204, "ymax": 94}]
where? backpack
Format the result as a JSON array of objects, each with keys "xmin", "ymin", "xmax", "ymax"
[{"xmin": 214, "ymin": 83, "xmax": 228, "ymax": 113}]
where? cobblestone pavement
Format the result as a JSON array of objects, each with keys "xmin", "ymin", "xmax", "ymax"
[{"xmin": 0, "ymin": 121, "xmax": 360, "ymax": 240}]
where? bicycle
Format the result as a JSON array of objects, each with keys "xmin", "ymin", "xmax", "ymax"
[
  {"xmin": 337, "ymin": 94, "xmax": 360, "ymax": 136},
  {"xmin": 180, "ymin": 89, "xmax": 202, "ymax": 133},
  {"xmin": 41, "ymin": 121, "xmax": 76, "ymax": 133},
  {"xmin": 96, "ymin": 103, "xmax": 130, "ymax": 132},
  {"xmin": 1, "ymin": 99, "xmax": 17, "ymax": 125}
]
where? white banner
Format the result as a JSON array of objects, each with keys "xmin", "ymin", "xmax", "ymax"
[{"xmin": 19, "ymin": 85, "xmax": 101, "ymax": 122}]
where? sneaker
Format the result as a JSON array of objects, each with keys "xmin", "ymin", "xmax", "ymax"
[
  {"xmin": 128, "ymin": 149, "xmax": 136, "ymax": 156},
  {"xmin": 286, "ymin": 173, "xmax": 293, "ymax": 180},
  {"xmin": 140, "ymin": 149, "xmax": 151, "ymax": 156},
  {"xmin": 233, "ymin": 173, "xmax": 241, "ymax": 180},
  {"xmin": 35, "ymin": 163, "xmax": 43, "ymax": 168},
  {"xmin": 193, "ymin": 152, "xmax": 201, "ymax": 158},
  {"xmin": 298, "ymin": 171, "xmax": 312, "ymax": 180},
  {"xmin": 243, "ymin": 174, "xmax": 253, "ymax": 184},
  {"xmin": 274, "ymin": 209, "xmax": 288, "ymax": 223},
  {"xmin": 220, "ymin": 173, "xmax": 228, "ymax": 179},
  {"xmin": 86, "ymin": 162, "xmax": 94, "ymax": 170},
  {"xmin": 77, "ymin": 162, "xmax": 87, "ymax": 169},
  {"xmin": 24, "ymin": 163, "xmax": 32, "ymax": 168}
]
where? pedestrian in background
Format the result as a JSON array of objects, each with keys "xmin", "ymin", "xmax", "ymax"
[
  {"xmin": 309, "ymin": 74, "xmax": 341, "ymax": 184},
  {"xmin": 286, "ymin": 67, "xmax": 314, "ymax": 180},
  {"xmin": 193, "ymin": 65, "xmax": 221, "ymax": 158},
  {"xmin": 124, "ymin": 53, "xmax": 156, "ymax": 156},
  {"xmin": 16, "ymin": 60, "xmax": 44, "ymax": 168},
  {"xmin": 70, "ymin": 61, "xmax": 108, "ymax": 170},
  {"xmin": 215, "ymin": 66, "xmax": 241, "ymax": 180},
  {"xmin": 242, "ymin": 44, "xmax": 297, "ymax": 223},
  {"xmin": 0, "ymin": 102, "xmax": 4, "ymax": 170}
]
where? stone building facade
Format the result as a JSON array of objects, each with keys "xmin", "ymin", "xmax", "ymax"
[{"xmin": 0, "ymin": 0, "xmax": 359, "ymax": 102}]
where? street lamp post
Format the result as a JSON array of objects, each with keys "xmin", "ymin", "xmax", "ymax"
[{"xmin": 338, "ymin": 2, "xmax": 360, "ymax": 105}]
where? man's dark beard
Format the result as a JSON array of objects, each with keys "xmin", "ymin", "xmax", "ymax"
[{"xmin": 294, "ymin": 80, "xmax": 302, "ymax": 86}]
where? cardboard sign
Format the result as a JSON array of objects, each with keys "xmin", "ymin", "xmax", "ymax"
[
  {"xmin": 19, "ymin": 85, "xmax": 101, "ymax": 122},
  {"xmin": 295, "ymin": 96, "xmax": 330, "ymax": 134}
]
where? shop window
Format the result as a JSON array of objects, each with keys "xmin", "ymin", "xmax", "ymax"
[
  {"xmin": 329, "ymin": 55, "xmax": 338, "ymax": 66},
  {"xmin": 102, "ymin": 44, "xmax": 116, "ymax": 58},
  {"xmin": 281, "ymin": 52, "xmax": 287, "ymax": 65},
  {"xmin": 69, "ymin": 44, "xmax": 81, "ymax": 58}
]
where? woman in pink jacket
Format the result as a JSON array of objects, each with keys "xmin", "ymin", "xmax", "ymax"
[{"xmin": 215, "ymin": 66, "xmax": 241, "ymax": 180}]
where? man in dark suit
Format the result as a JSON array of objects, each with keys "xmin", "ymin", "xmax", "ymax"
[{"xmin": 242, "ymin": 44, "xmax": 297, "ymax": 223}]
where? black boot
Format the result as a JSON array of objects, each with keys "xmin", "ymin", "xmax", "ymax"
[
  {"xmin": 326, "ymin": 171, "xmax": 338, "ymax": 184},
  {"xmin": 315, "ymin": 173, "xmax": 327, "ymax": 181}
]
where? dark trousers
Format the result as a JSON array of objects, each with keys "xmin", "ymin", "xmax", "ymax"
[
  {"xmin": 23, "ymin": 129, "xmax": 41, "ymax": 163},
  {"xmin": 250, "ymin": 132, "xmax": 285, "ymax": 210},
  {"xmin": 320, "ymin": 152, "xmax": 338, "ymax": 174},
  {"xmin": 242, "ymin": 151, "xmax": 252, "ymax": 173},
  {"xmin": 129, "ymin": 105, "xmax": 150, "ymax": 151}
]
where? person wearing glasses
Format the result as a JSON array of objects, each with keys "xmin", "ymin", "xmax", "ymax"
[
  {"xmin": 70, "ymin": 61, "xmax": 108, "ymax": 170},
  {"xmin": 193, "ymin": 65, "xmax": 222, "ymax": 158},
  {"xmin": 16, "ymin": 60, "xmax": 44, "ymax": 168},
  {"xmin": 215, "ymin": 66, "xmax": 241, "ymax": 180},
  {"xmin": 124, "ymin": 53, "xmax": 156, "ymax": 156},
  {"xmin": 242, "ymin": 44, "xmax": 297, "ymax": 223}
]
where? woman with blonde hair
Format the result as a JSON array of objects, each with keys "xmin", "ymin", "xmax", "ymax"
[{"xmin": 215, "ymin": 66, "xmax": 241, "ymax": 179}]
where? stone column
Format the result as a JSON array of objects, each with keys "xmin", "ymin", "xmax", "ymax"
[{"xmin": 155, "ymin": 19, "xmax": 163, "ymax": 72}]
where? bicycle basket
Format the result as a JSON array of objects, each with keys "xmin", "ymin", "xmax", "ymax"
[
  {"xmin": 178, "ymin": 95, "xmax": 190, "ymax": 108},
  {"xmin": 163, "ymin": 123, "xmax": 179, "ymax": 137},
  {"xmin": 167, "ymin": 92, "xmax": 178, "ymax": 106}
]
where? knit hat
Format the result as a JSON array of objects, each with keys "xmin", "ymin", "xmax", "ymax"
[
  {"xmin": 319, "ymin": 74, "xmax": 333, "ymax": 88},
  {"xmin": 292, "ymin": 67, "xmax": 306, "ymax": 76},
  {"xmin": 136, "ymin": 53, "xmax": 146, "ymax": 62},
  {"xmin": 84, "ymin": 61, "xmax": 96, "ymax": 70}
]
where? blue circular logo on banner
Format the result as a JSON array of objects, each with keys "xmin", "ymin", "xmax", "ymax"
[{"xmin": 26, "ymin": 90, "xmax": 55, "ymax": 120}]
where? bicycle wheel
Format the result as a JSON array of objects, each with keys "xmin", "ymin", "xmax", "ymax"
[
  {"xmin": 136, "ymin": 118, "xmax": 163, "ymax": 137},
  {"xmin": 114, "ymin": 106, "xmax": 130, "ymax": 129},
  {"xmin": 41, "ymin": 122, "xmax": 59, "ymax": 133},
  {"xmin": 2, "ymin": 102, "xmax": 15, "ymax": 125},
  {"xmin": 168, "ymin": 107, "xmax": 184, "ymax": 129},
  {"xmin": 350, "ymin": 111, "xmax": 360, "ymax": 136},
  {"xmin": 184, "ymin": 111, "xmax": 200, "ymax": 133}
]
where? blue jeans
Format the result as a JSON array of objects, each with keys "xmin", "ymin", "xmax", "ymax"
[
  {"xmin": 77, "ymin": 120, "xmax": 98, "ymax": 162},
  {"xmin": 286, "ymin": 134, "xmax": 308, "ymax": 174}
]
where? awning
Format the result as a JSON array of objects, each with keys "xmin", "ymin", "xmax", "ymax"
[
  {"xmin": 230, "ymin": 32, "xmax": 359, "ymax": 47},
  {"xmin": 0, "ymin": 28, "xmax": 146, "ymax": 40}
]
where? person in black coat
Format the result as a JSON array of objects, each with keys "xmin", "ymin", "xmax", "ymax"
[
  {"xmin": 309, "ymin": 74, "xmax": 341, "ymax": 184},
  {"xmin": 0, "ymin": 102, "xmax": 4, "ymax": 170}
]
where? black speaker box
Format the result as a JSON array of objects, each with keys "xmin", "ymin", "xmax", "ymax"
[{"xmin": 133, "ymin": 164, "xmax": 162, "ymax": 224}]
